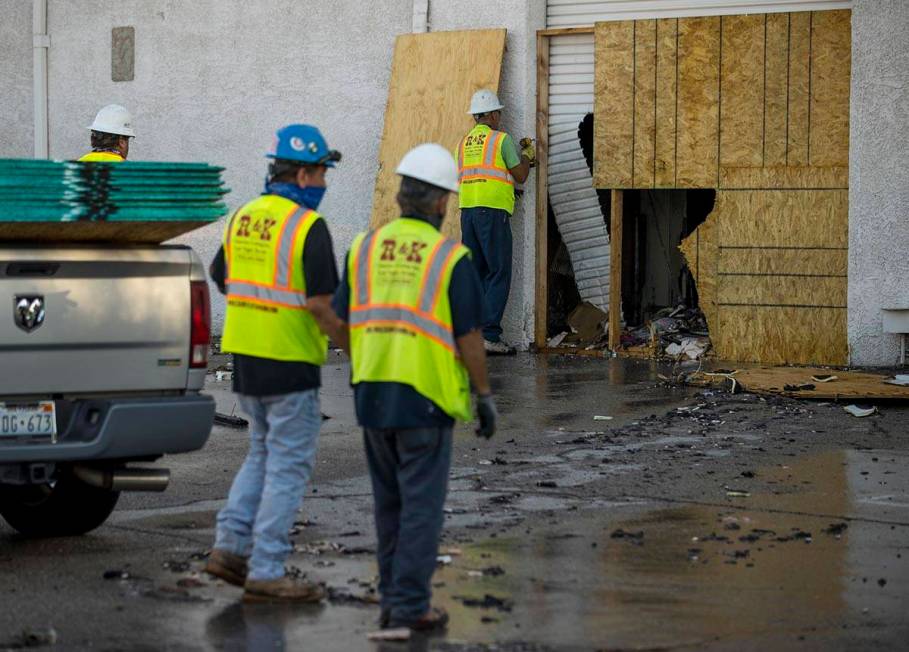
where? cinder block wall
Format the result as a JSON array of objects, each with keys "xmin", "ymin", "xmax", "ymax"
[
  {"xmin": 5, "ymin": 0, "xmax": 544, "ymax": 347},
  {"xmin": 848, "ymin": 0, "xmax": 909, "ymax": 366}
]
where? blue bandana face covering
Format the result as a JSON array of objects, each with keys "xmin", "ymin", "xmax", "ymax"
[{"xmin": 264, "ymin": 181, "xmax": 326, "ymax": 211}]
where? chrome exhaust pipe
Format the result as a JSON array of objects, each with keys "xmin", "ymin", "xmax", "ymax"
[{"xmin": 73, "ymin": 466, "xmax": 170, "ymax": 492}]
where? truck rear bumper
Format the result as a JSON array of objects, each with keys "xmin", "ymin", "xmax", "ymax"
[{"xmin": 0, "ymin": 394, "xmax": 214, "ymax": 463}]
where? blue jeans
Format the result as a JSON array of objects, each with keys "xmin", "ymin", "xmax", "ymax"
[
  {"xmin": 214, "ymin": 389, "xmax": 321, "ymax": 581},
  {"xmin": 461, "ymin": 206, "xmax": 512, "ymax": 342},
  {"xmin": 364, "ymin": 426, "xmax": 453, "ymax": 623}
]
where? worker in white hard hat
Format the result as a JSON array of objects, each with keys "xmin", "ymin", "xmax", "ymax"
[
  {"xmin": 78, "ymin": 104, "xmax": 135, "ymax": 162},
  {"xmin": 332, "ymin": 143, "xmax": 496, "ymax": 634},
  {"xmin": 457, "ymin": 89, "xmax": 535, "ymax": 355}
]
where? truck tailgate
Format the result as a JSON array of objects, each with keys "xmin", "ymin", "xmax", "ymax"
[{"xmin": 0, "ymin": 246, "xmax": 194, "ymax": 396}]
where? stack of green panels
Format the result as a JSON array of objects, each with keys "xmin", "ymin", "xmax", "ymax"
[{"xmin": 0, "ymin": 159, "xmax": 230, "ymax": 222}]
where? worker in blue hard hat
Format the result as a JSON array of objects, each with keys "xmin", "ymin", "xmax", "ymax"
[{"xmin": 205, "ymin": 124, "xmax": 347, "ymax": 603}]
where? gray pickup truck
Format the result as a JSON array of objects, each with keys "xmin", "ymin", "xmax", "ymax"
[{"xmin": 0, "ymin": 244, "xmax": 215, "ymax": 536}]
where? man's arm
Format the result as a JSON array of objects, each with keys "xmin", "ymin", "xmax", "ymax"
[
  {"xmin": 503, "ymin": 133, "xmax": 531, "ymax": 184},
  {"xmin": 209, "ymin": 247, "xmax": 227, "ymax": 295},
  {"xmin": 309, "ymin": 295, "xmax": 349, "ymax": 353},
  {"xmin": 456, "ymin": 329, "xmax": 491, "ymax": 395},
  {"xmin": 509, "ymin": 158, "xmax": 531, "ymax": 184}
]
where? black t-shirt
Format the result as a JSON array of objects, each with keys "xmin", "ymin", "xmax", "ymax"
[
  {"xmin": 332, "ymin": 227, "xmax": 484, "ymax": 429},
  {"xmin": 210, "ymin": 217, "xmax": 339, "ymax": 396}
]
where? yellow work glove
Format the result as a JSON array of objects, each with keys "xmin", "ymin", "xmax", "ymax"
[{"xmin": 519, "ymin": 137, "xmax": 536, "ymax": 167}]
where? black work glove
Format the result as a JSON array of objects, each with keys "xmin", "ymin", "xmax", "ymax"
[{"xmin": 475, "ymin": 394, "xmax": 497, "ymax": 440}]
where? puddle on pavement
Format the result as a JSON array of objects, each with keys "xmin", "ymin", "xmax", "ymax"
[{"xmin": 145, "ymin": 449, "xmax": 909, "ymax": 651}]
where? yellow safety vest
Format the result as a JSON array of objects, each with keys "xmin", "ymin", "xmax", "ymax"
[
  {"xmin": 457, "ymin": 124, "xmax": 515, "ymax": 214},
  {"xmin": 78, "ymin": 151, "xmax": 125, "ymax": 162},
  {"xmin": 348, "ymin": 217, "xmax": 472, "ymax": 421},
  {"xmin": 221, "ymin": 194, "xmax": 328, "ymax": 365}
]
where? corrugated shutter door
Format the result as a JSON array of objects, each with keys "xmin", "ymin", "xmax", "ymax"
[
  {"xmin": 548, "ymin": 32, "xmax": 610, "ymax": 312},
  {"xmin": 546, "ymin": 0, "xmax": 851, "ymax": 27}
]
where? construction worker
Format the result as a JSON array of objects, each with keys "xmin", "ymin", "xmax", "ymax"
[
  {"xmin": 333, "ymin": 143, "xmax": 497, "ymax": 633},
  {"xmin": 204, "ymin": 124, "xmax": 347, "ymax": 603},
  {"xmin": 78, "ymin": 104, "xmax": 134, "ymax": 161},
  {"xmin": 457, "ymin": 89, "xmax": 535, "ymax": 355}
]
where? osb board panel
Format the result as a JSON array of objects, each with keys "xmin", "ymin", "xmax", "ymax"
[
  {"xmin": 719, "ymin": 248, "xmax": 847, "ymax": 276},
  {"xmin": 714, "ymin": 189, "xmax": 848, "ymax": 248},
  {"xmin": 715, "ymin": 305, "xmax": 847, "ymax": 365},
  {"xmin": 763, "ymin": 13, "xmax": 790, "ymax": 166},
  {"xmin": 717, "ymin": 275, "xmax": 846, "ymax": 307},
  {"xmin": 678, "ymin": 210, "xmax": 719, "ymax": 338},
  {"xmin": 592, "ymin": 10, "xmax": 851, "ymax": 190},
  {"xmin": 787, "ymin": 12, "xmax": 812, "ymax": 167},
  {"xmin": 654, "ymin": 18, "xmax": 678, "ymax": 187},
  {"xmin": 371, "ymin": 29, "xmax": 506, "ymax": 239},
  {"xmin": 726, "ymin": 366, "xmax": 909, "ymax": 400},
  {"xmin": 809, "ymin": 10, "xmax": 851, "ymax": 167},
  {"xmin": 719, "ymin": 14, "xmax": 765, "ymax": 168},
  {"xmin": 0, "ymin": 221, "xmax": 210, "ymax": 244},
  {"xmin": 676, "ymin": 16, "xmax": 721, "ymax": 188},
  {"xmin": 594, "ymin": 21, "xmax": 635, "ymax": 188},
  {"xmin": 680, "ymin": 189, "xmax": 848, "ymax": 365},
  {"xmin": 633, "ymin": 20, "xmax": 657, "ymax": 188},
  {"xmin": 719, "ymin": 166, "xmax": 848, "ymax": 189}
]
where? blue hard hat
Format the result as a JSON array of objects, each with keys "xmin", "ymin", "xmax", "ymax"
[{"xmin": 267, "ymin": 124, "xmax": 341, "ymax": 167}]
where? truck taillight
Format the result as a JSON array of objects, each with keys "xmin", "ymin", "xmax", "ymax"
[{"xmin": 190, "ymin": 281, "xmax": 211, "ymax": 369}]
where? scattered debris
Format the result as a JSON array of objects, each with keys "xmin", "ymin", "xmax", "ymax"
[
  {"xmin": 327, "ymin": 586, "xmax": 379, "ymax": 606},
  {"xmin": 162, "ymin": 560, "xmax": 190, "ymax": 573},
  {"xmin": 725, "ymin": 490, "xmax": 751, "ymax": 498},
  {"xmin": 103, "ymin": 569, "xmax": 130, "ymax": 580},
  {"xmin": 593, "ymin": 415, "xmax": 613, "ymax": 421},
  {"xmin": 535, "ymin": 481, "xmax": 558, "ymax": 488},
  {"xmin": 437, "ymin": 555, "xmax": 453, "ymax": 565},
  {"xmin": 5, "ymin": 627, "xmax": 58, "ymax": 649},
  {"xmin": 811, "ymin": 374, "xmax": 838, "ymax": 383},
  {"xmin": 844, "ymin": 405, "xmax": 877, "ymax": 418},
  {"xmin": 610, "ymin": 529, "xmax": 644, "ymax": 544},
  {"xmin": 784, "ymin": 383, "xmax": 815, "ymax": 392},
  {"xmin": 884, "ymin": 374, "xmax": 909, "ymax": 387},
  {"xmin": 454, "ymin": 593, "xmax": 513, "ymax": 612},
  {"xmin": 176, "ymin": 577, "xmax": 205, "ymax": 589},
  {"xmin": 823, "ymin": 523, "xmax": 849, "ymax": 536},
  {"xmin": 367, "ymin": 628, "xmax": 411, "ymax": 641},
  {"xmin": 547, "ymin": 332, "xmax": 568, "ymax": 347},
  {"xmin": 214, "ymin": 412, "xmax": 248, "ymax": 428}
]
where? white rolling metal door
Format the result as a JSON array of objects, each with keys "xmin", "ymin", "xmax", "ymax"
[
  {"xmin": 546, "ymin": 0, "xmax": 852, "ymax": 28},
  {"xmin": 547, "ymin": 32, "xmax": 610, "ymax": 312}
]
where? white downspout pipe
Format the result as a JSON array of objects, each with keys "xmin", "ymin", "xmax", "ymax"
[
  {"xmin": 412, "ymin": 0, "xmax": 429, "ymax": 33},
  {"xmin": 33, "ymin": 0, "xmax": 49, "ymax": 159}
]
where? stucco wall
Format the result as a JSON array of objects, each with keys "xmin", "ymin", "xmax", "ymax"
[
  {"xmin": 28, "ymin": 0, "xmax": 544, "ymax": 345},
  {"xmin": 848, "ymin": 0, "xmax": 909, "ymax": 365},
  {"xmin": 0, "ymin": 0, "xmax": 34, "ymax": 157}
]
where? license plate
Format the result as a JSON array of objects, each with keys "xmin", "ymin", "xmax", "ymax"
[{"xmin": 0, "ymin": 401, "xmax": 57, "ymax": 440}]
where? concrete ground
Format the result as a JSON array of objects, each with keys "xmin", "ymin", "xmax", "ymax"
[{"xmin": 1, "ymin": 353, "xmax": 907, "ymax": 651}]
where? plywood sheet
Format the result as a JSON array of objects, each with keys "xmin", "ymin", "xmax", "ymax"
[
  {"xmin": 371, "ymin": 29, "xmax": 506, "ymax": 239},
  {"xmin": 698, "ymin": 366, "xmax": 909, "ymax": 400},
  {"xmin": 719, "ymin": 248, "xmax": 847, "ymax": 276},
  {"xmin": 719, "ymin": 166, "xmax": 848, "ymax": 189},
  {"xmin": 787, "ymin": 12, "xmax": 812, "ymax": 167},
  {"xmin": 714, "ymin": 189, "xmax": 848, "ymax": 248},
  {"xmin": 715, "ymin": 306, "xmax": 847, "ymax": 365},
  {"xmin": 594, "ymin": 21, "xmax": 635, "ymax": 188},
  {"xmin": 0, "ymin": 221, "xmax": 211, "ymax": 244},
  {"xmin": 720, "ymin": 14, "xmax": 765, "ymax": 168},
  {"xmin": 676, "ymin": 16, "xmax": 720, "ymax": 187},
  {"xmin": 678, "ymin": 210, "xmax": 719, "ymax": 338},
  {"xmin": 809, "ymin": 9, "xmax": 851, "ymax": 167},
  {"xmin": 654, "ymin": 18, "xmax": 679, "ymax": 187},
  {"xmin": 681, "ymin": 188, "xmax": 848, "ymax": 365},
  {"xmin": 764, "ymin": 13, "xmax": 790, "ymax": 166},
  {"xmin": 633, "ymin": 20, "xmax": 657, "ymax": 188}
]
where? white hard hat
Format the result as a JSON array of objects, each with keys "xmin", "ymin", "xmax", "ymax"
[
  {"xmin": 468, "ymin": 89, "xmax": 504, "ymax": 115},
  {"xmin": 88, "ymin": 104, "xmax": 135, "ymax": 137},
  {"xmin": 396, "ymin": 143, "xmax": 459, "ymax": 193}
]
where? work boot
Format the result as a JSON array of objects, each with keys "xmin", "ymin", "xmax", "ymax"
[
  {"xmin": 203, "ymin": 549, "xmax": 248, "ymax": 587},
  {"xmin": 390, "ymin": 606, "xmax": 449, "ymax": 631},
  {"xmin": 243, "ymin": 575, "xmax": 326, "ymax": 604},
  {"xmin": 484, "ymin": 339, "xmax": 516, "ymax": 356}
]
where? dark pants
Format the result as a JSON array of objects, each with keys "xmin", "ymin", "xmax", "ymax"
[
  {"xmin": 461, "ymin": 206, "xmax": 512, "ymax": 342},
  {"xmin": 363, "ymin": 426, "xmax": 453, "ymax": 623}
]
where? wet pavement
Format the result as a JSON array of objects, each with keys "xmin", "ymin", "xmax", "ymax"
[{"xmin": 1, "ymin": 353, "xmax": 907, "ymax": 651}]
